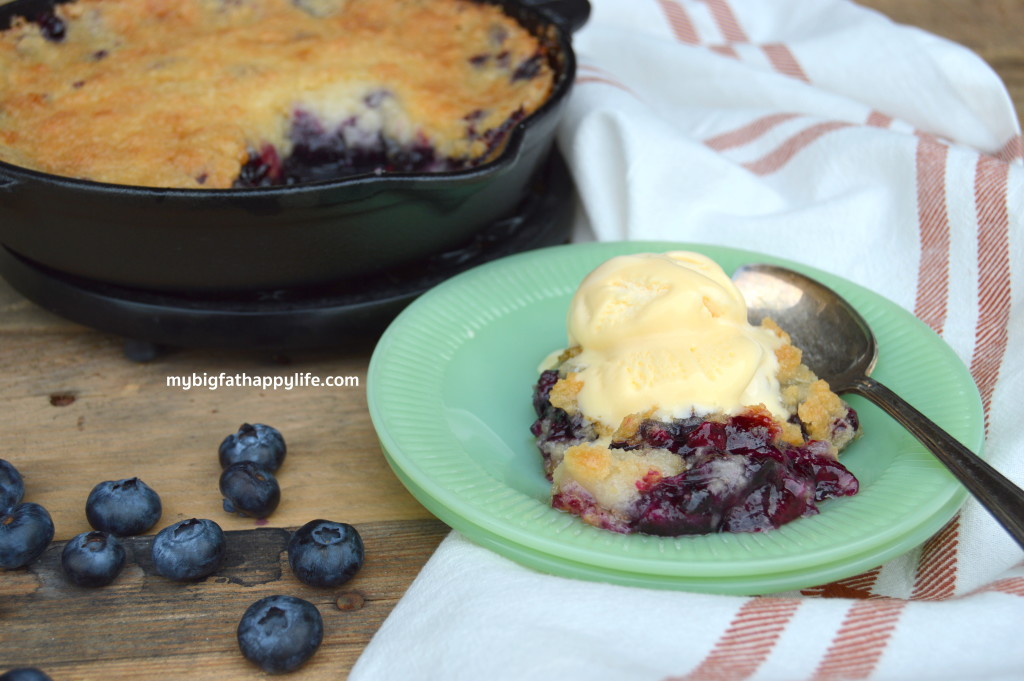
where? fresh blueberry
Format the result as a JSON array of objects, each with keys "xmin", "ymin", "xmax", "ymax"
[
  {"xmin": 0, "ymin": 668, "xmax": 53, "ymax": 681},
  {"xmin": 219, "ymin": 423, "xmax": 287, "ymax": 471},
  {"xmin": 236, "ymin": 595, "xmax": 324, "ymax": 674},
  {"xmin": 287, "ymin": 519, "xmax": 364, "ymax": 588},
  {"xmin": 61, "ymin": 530, "xmax": 126, "ymax": 587},
  {"xmin": 151, "ymin": 518, "xmax": 226, "ymax": 581},
  {"xmin": 0, "ymin": 459, "xmax": 25, "ymax": 512},
  {"xmin": 0, "ymin": 503, "xmax": 54, "ymax": 570},
  {"xmin": 86, "ymin": 477, "xmax": 162, "ymax": 536},
  {"xmin": 220, "ymin": 462, "xmax": 280, "ymax": 519}
]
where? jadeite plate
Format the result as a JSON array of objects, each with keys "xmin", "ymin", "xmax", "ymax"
[{"xmin": 367, "ymin": 241, "xmax": 985, "ymax": 594}]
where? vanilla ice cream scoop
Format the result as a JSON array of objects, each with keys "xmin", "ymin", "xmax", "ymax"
[{"xmin": 563, "ymin": 251, "xmax": 787, "ymax": 425}]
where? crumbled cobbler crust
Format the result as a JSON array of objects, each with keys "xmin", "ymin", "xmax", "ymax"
[
  {"xmin": 531, "ymin": 318, "xmax": 862, "ymax": 535},
  {"xmin": 760, "ymin": 317, "xmax": 858, "ymax": 451},
  {"xmin": 553, "ymin": 441, "xmax": 685, "ymax": 531},
  {"xmin": 0, "ymin": 0, "xmax": 555, "ymax": 188}
]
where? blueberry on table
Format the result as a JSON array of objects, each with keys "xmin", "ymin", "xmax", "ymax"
[
  {"xmin": 61, "ymin": 530, "xmax": 126, "ymax": 587},
  {"xmin": 0, "ymin": 668, "xmax": 54, "ymax": 681},
  {"xmin": 287, "ymin": 519, "xmax": 364, "ymax": 588},
  {"xmin": 237, "ymin": 595, "xmax": 324, "ymax": 674},
  {"xmin": 85, "ymin": 477, "xmax": 162, "ymax": 536},
  {"xmin": 0, "ymin": 503, "xmax": 54, "ymax": 569},
  {"xmin": 151, "ymin": 518, "xmax": 226, "ymax": 581},
  {"xmin": 220, "ymin": 462, "xmax": 281, "ymax": 519},
  {"xmin": 219, "ymin": 423, "xmax": 286, "ymax": 471},
  {"xmin": 0, "ymin": 459, "xmax": 25, "ymax": 512}
]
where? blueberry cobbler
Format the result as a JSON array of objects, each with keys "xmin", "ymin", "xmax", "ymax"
[
  {"xmin": 0, "ymin": 0, "xmax": 555, "ymax": 188},
  {"xmin": 531, "ymin": 252, "xmax": 861, "ymax": 536}
]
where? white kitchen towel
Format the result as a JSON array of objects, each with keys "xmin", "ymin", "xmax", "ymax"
[{"xmin": 351, "ymin": 0, "xmax": 1024, "ymax": 679}]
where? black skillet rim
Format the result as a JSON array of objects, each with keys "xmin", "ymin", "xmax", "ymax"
[{"xmin": 0, "ymin": 149, "xmax": 577, "ymax": 351}]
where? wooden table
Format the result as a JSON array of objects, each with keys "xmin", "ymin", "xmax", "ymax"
[
  {"xmin": 2, "ymin": 2, "xmax": 1022, "ymax": 679},
  {"xmin": 0, "ymin": 293, "xmax": 449, "ymax": 678}
]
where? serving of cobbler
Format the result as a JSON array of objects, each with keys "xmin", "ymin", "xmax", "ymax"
[
  {"xmin": 530, "ymin": 252, "xmax": 861, "ymax": 536},
  {"xmin": 0, "ymin": 0, "xmax": 555, "ymax": 188}
]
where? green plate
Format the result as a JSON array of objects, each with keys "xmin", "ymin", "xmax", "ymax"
[{"xmin": 367, "ymin": 241, "xmax": 985, "ymax": 594}]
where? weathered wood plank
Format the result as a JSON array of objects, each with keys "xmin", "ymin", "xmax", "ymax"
[
  {"xmin": 0, "ymin": 519, "xmax": 449, "ymax": 679},
  {"xmin": 0, "ymin": 284, "xmax": 444, "ymax": 680},
  {"xmin": 0, "ymin": 329, "xmax": 433, "ymax": 542}
]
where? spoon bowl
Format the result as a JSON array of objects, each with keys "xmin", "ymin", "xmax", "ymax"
[
  {"xmin": 733, "ymin": 263, "xmax": 1024, "ymax": 550},
  {"xmin": 734, "ymin": 265, "xmax": 877, "ymax": 392}
]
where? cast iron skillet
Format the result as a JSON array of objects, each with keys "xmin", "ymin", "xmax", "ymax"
[{"xmin": 0, "ymin": 0, "xmax": 590, "ymax": 293}]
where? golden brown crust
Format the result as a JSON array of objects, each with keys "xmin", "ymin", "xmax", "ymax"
[
  {"xmin": 548, "ymin": 373, "xmax": 583, "ymax": 414},
  {"xmin": 798, "ymin": 379, "xmax": 849, "ymax": 446},
  {"xmin": 759, "ymin": 317, "xmax": 858, "ymax": 455},
  {"xmin": 610, "ymin": 408, "xmax": 657, "ymax": 442},
  {"xmin": 554, "ymin": 442, "xmax": 686, "ymax": 515},
  {"xmin": 557, "ymin": 345, "xmax": 582, "ymax": 364},
  {"xmin": 0, "ymin": 0, "xmax": 554, "ymax": 188},
  {"xmin": 560, "ymin": 442, "xmax": 611, "ymax": 482},
  {"xmin": 778, "ymin": 419, "xmax": 805, "ymax": 446},
  {"xmin": 762, "ymin": 317, "xmax": 812, "ymax": 385}
]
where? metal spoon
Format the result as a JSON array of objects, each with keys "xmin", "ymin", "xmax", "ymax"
[{"xmin": 732, "ymin": 263, "xmax": 1024, "ymax": 549}]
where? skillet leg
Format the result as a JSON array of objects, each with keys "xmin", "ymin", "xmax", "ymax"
[{"xmin": 123, "ymin": 339, "xmax": 168, "ymax": 363}]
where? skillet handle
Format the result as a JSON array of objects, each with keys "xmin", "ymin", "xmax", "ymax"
[{"xmin": 520, "ymin": 0, "xmax": 591, "ymax": 33}]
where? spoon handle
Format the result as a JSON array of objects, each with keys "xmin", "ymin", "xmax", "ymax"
[{"xmin": 848, "ymin": 375, "xmax": 1024, "ymax": 550}]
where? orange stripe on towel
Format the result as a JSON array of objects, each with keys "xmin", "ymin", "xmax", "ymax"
[
  {"xmin": 811, "ymin": 599, "xmax": 906, "ymax": 680},
  {"xmin": 703, "ymin": 113, "xmax": 802, "ymax": 151},
  {"xmin": 741, "ymin": 121, "xmax": 851, "ymax": 175},
  {"xmin": 657, "ymin": 0, "xmax": 700, "ymax": 44},
  {"xmin": 668, "ymin": 597, "xmax": 802, "ymax": 681},
  {"xmin": 972, "ymin": 155, "xmax": 1013, "ymax": 426},
  {"xmin": 913, "ymin": 133, "xmax": 952, "ymax": 334}
]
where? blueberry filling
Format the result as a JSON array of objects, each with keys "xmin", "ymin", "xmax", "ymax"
[
  {"xmin": 511, "ymin": 54, "xmax": 543, "ymax": 82},
  {"xmin": 532, "ymin": 373, "xmax": 860, "ymax": 536},
  {"xmin": 632, "ymin": 438, "xmax": 857, "ymax": 536},
  {"xmin": 35, "ymin": 11, "xmax": 66, "ymax": 43},
  {"xmin": 530, "ymin": 370, "xmax": 595, "ymax": 474},
  {"xmin": 234, "ymin": 105, "xmax": 454, "ymax": 187},
  {"xmin": 610, "ymin": 417, "xmax": 703, "ymax": 452},
  {"xmin": 233, "ymin": 103, "xmax": 527, "ymax": 187},
  {"xmin": 531, "ymin": 369, "xmax": 561, "ymax": 417},
  {"xmin": 235, "ymin": 144, "xmax": 285, "ymax": 188}
]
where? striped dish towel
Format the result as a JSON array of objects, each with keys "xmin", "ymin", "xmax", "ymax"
[{"xmin": 352, "ymin": 1, "xmax": 1023, "ymax": 679}]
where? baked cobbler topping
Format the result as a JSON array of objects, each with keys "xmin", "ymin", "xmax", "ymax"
[
  {"xmin": 532, "ymin": 252, "xmax": 861, "ymax": 536},
  {"xmin": 0, "ymin": 0, "xmax": 555, "ymax": 188}
]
